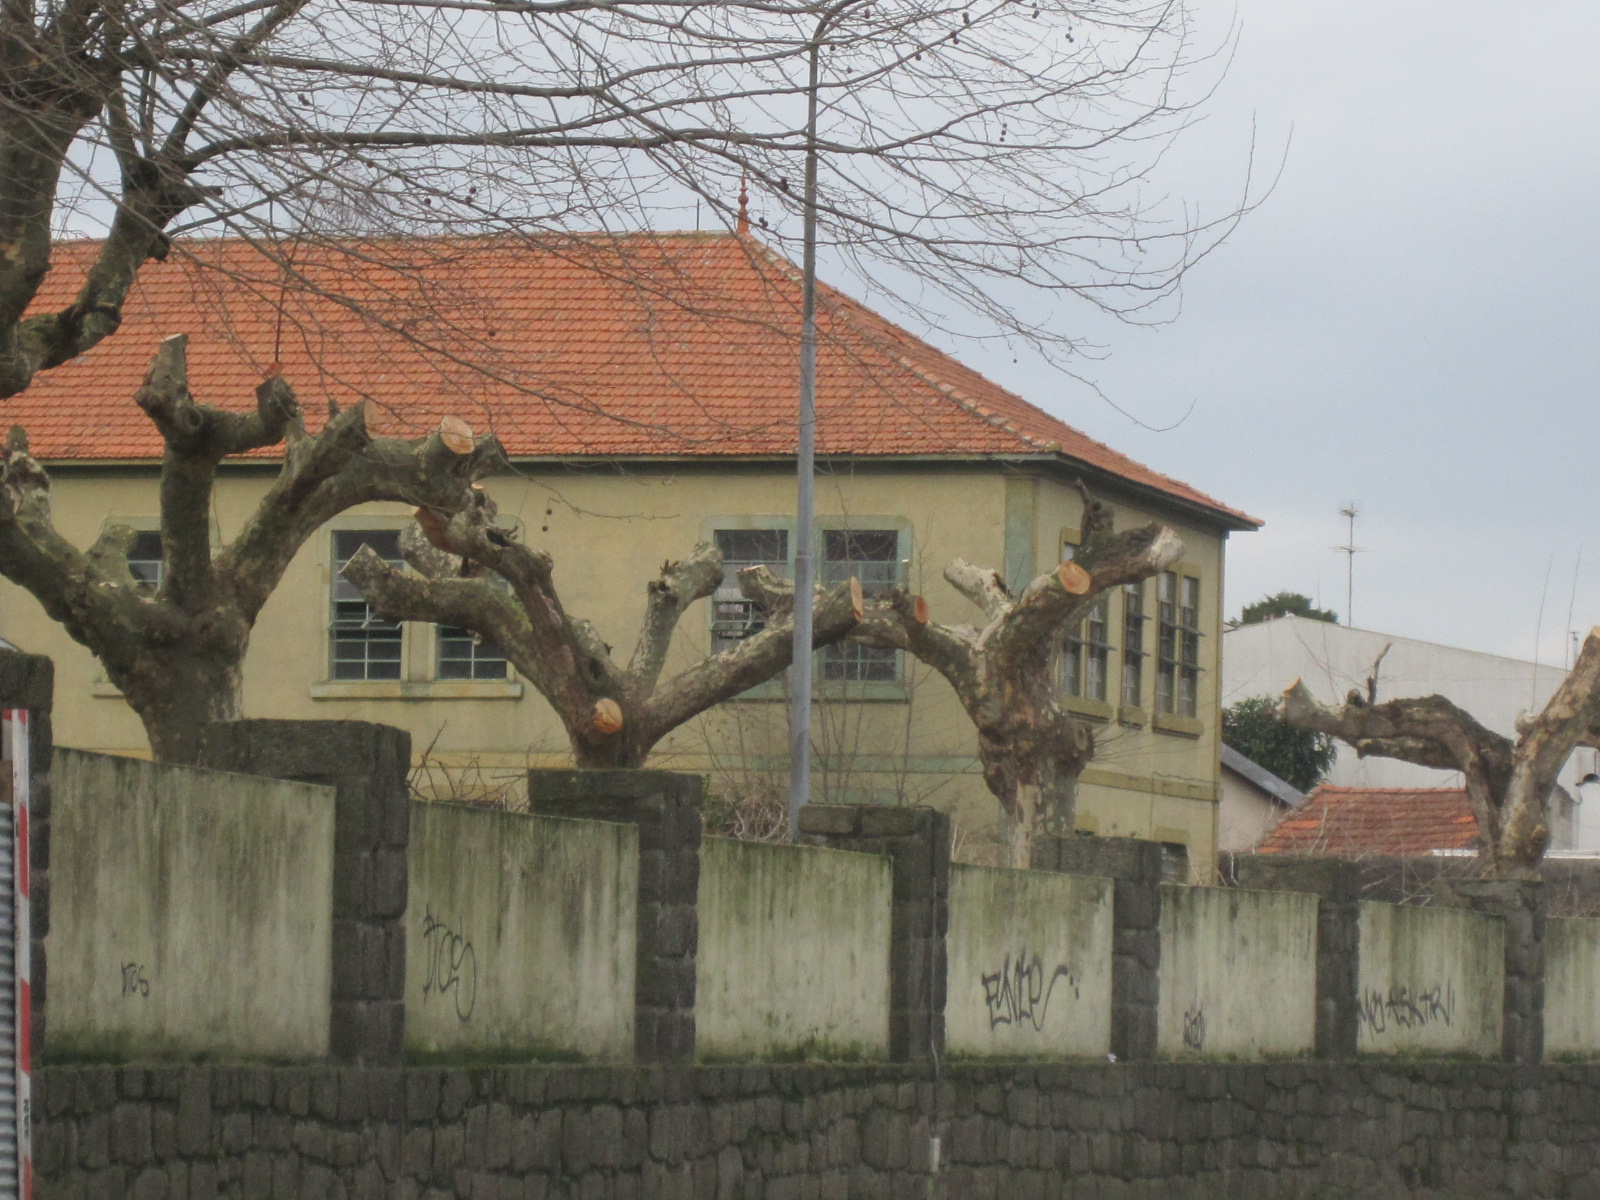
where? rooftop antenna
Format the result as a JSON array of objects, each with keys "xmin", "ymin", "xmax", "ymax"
[{"xmin": 1334, "ymin": 504, "xmax": 1363, "ymax": 626}]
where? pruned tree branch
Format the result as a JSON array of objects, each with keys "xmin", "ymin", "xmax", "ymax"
[
  {"xmin": 1280, "ymin": 633, "xmax": 1600, "ymax": 873},
  {"xmin": 346, "ymin": 504, "xmax": 866, "ymax": 767}
]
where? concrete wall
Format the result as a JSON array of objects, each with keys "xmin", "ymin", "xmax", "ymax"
[
  {"xmin": 1157, "ymin": 885, "xmax": 1318, "ymax": 1058},
  {"xmin": 696, "ymin": 837, "xmax": 891, "ymax": 1061},
  {"xmin": 1357, "ymin": 901, "xmax": 1504, "ymax": 1056},
  {"xmin": 1544, "ymin": 917, "xmax": 1600, "ymax": 1058},
  {"xmin": 47, "ymin": 749, "xmax": 335, "ymax": 1061},
  {"xmin": 406, "ymin": 803, "xmax": 637, "ymax": 1061},
  {"xmin": 945, "ymin": 865, "xmax": 1112, "ymax": 1059}
]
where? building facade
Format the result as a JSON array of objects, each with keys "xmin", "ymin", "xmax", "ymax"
[{"xmin": 5, "ymin": 233, "xmax": 1256, "ymax": 868}]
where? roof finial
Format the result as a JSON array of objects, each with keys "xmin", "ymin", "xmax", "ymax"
[{"xmin": 737, "ymin": 174, "xmax": 749, "ymax": 236}]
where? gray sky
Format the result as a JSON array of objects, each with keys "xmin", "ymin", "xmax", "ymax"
[{"xmin": 963, "ymin": 1, "xmax": 1600, "ymax": 665}]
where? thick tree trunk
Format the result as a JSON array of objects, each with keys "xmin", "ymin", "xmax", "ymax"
[{"xmin": 113, "ymin": 650, "xmax": 245, "ymax": 765}]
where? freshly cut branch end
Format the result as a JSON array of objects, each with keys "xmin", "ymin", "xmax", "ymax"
[
  {"xmin": 849, "ymin": 577, "xmax": 864, "ymax": 621},
  {"xmin": 1057, "ymin": 560, "xmax": 1092, "ymax": 595},
  {"xmin": 912, "ymin": 595, "xmax": 930, "ymax": 625},
  {"xmin": 438, "ymin": 415, "xmax": 475, "ymax": 456},
  {"xmin": 591, "ymin": 697, "xmax": 624, "ymax": 735}
]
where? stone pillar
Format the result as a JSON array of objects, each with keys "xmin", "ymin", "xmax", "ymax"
[
  {"xmin": 1037, "ymin": 835, "xmax": 1163, "ymax": 1061},
  {"xmin": 1227, "ymin": 854, "xmax": 1362, "ymax": 1059},
  {"xmin": 1438, "ymin": 877, "xmax": 1545, "ymax": 1064},
  {"xmin": 198, "ymin": 719, "xmax": 409, "ymax": 1065},
  {"xmin": 0, "ymin": 650, "xmax": 53, "ymax": 1056},
  {"xmin": 526, "ymin": 768, "xmax": 702, "ymax": 1063},
  {"xmin": 798, "ymin": 804, "xmax": 950, "ymax": 1064}
]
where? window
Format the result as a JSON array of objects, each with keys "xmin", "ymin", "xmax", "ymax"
[
  {"xmin": 821, "ymin": 528, "xmax": 901, "ymax": 682},
  {"xmin": 711, "ymin": 529, "xmax": 790, "ymax": 653},
  {"xmin": 126, "ymin": 530, "xmax": 164, "ymax": 589},
  {"xmin": 1121, "ymin": 581, "xmax": 1147, "ymax": 709},
  {"xmin": 1156, "ymin": 571, "xmax": 1202, "ymax": 718},
  {"xmin": 331, "ymin": 530, "xmax": 405, "ymax": 680},
  {"xmin": 437, "ymin": 626, "xmax": 510, "ymax": 680},
  {"xmin": 1062, "ymin": 593, "xmax": 1111, "ymax": 701}
]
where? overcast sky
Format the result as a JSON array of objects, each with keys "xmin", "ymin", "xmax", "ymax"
[{"xmin": 958, "ymin": 1, "xmax": 1600, "ymax": 665}]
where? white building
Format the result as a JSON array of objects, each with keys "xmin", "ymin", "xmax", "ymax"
[{"xmin": 1223, "ymin": 615, "xmax": 1600, "ymax": 852}]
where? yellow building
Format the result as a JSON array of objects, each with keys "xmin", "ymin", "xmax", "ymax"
[{"xmin": 6, "ymin": 233, "xmax": 1256, "ymax": 871}]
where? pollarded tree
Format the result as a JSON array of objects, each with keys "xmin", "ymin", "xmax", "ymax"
[
  {"xmin": 1281, "ymin": 629, "xmax": 1600, "ymax": 877},
  {"xmin": 850, "ymin": 490, "xmax": 1183, "ymax": 866},
  {"xmin": 0, "ymin": 335, "xmax": 501, "ymax": 762},
  {"xmin": 342, "ymin": 497, "xmax": 864, "ymax": 769}
]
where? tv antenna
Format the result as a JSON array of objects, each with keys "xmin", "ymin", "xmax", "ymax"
[{"xmin": 1334, "ymin": 504, "xmax": 1364, "ymax": 626}]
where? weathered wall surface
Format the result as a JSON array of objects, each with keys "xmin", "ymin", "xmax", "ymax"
[
  {"xmin": 1157, "ymin": 885, "xmax": 1318, "ymax": 1058},
  {"xmin": 1543, "ymin": 917, "xmax": 1600, "ymax": 1058},
  {"xmin": 47, "ymin": 749, "xmax": 335, "ymax": 1061},
  {"xmin": 945, "ymin": 865, "xmax": 1112, "ymax": 1059},
  {"xmin": 1356, "ymin": 901, "xmax": 1503, "ymax": 1056},
  {"xmin": 36, "ymin": 1061, "xmax": 1600, "ymax": 1200},
  {"xmin": 696, "ymin": 837, "xmax": 891, "ymax": 1061},
  {"xmin": 406, "ymin": 804, "xmax": 637, "ymax": 1061}
]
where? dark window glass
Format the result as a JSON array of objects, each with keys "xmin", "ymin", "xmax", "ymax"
[
  {"xmin": 127, "ymin": 530, "xmax": 164, "ymax": 588},
  {"xmin": 711, "ymin": 529, "xmax": 790, "ymax": 653},
  {"xmin": 821, "ymin": 529, "xmax": 901, "ymax": 681},
  {"xmin": 331, "ymin": 530, "xmax": 404, "ymax": 680}
]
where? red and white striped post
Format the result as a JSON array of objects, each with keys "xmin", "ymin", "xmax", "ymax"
[{"xmin": 4, "ymin": 710, "xmax": 32, "ymax": 1200}]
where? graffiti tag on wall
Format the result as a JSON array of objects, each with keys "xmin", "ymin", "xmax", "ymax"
[
  {"xmin": 420, "ymin": 911, "xmax": 477, "ymax": 1022},
  {"xmin": 1358, "ymin": 982, "xmax": 1455, "ymax": 1034},
  {"xmin": 981, "ymin": 948, "xmax": 1078, "ymax": 1031},
  {"xmin": 120, "ymin": 962, "xmax": 150, "ymax": 998},
  {"xmin": 1181, "ymin": 1002, "xmax": 1206, "ymax": 1051}
]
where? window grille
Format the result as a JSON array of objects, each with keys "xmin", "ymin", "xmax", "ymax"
[{"xmin": 331, "ymin": 530, "xmax": 405, "ymax": 680}]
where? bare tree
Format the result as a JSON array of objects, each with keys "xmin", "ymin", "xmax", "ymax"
[
  {"xmin": 1281, "ymin": 629, "xmax": 1600, "ymax": 877},
  {"xmin": 1, "ymin": 0, "xmax": 1251, "ymax": 406},
  {"xmin": 851, "ymin": 488, "xmax": 1183, "ymax": 866},
  {"xmin": 342, "ymin": 497, "xmax": 864, "ymax": 769},
  {"xmin": 0, "ymin": 335, "xmax": 501, "ymax": 761}
]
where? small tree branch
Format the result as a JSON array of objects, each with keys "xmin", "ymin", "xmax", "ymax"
[
  {"xmin": 626, "ymin": 541, "xmax": 724, "ymax": 696},
  {"xmin": 943, "ymin": 559, "xmax": 1012, "ymax": 622},
  {"xmin": 983, "ymin": 524, "xmax": 1180, "ymax": 673},
  {"xmin": 640, "ymin": 577, "xmax": 864, "ymax": 745}
]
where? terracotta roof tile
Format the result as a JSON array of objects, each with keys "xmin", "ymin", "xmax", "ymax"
[
  {"xmin": 1255, "ymin": 785, "xmax": 1479, "ymax": 857},
  {"xmin": 17, "ymin": 232, "xmax": 1256, "ymax": 526}
]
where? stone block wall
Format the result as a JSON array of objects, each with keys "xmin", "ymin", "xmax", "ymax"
[{"xmin": 35, "ymin": 1060, "xmax": 1600, "ymax": 1199}]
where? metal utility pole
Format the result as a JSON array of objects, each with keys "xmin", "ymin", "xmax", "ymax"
[
  {"xmin": 789, "ymin": 0, "xmax": 856, "ymax": 840},
  {"xmin": 1334, "ymin": 504, "xmax": 1362, "ymax": 626}
]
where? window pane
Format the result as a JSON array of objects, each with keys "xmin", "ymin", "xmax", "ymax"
[
  {"xmin": 127, "ymin": 530, "xmax": 164, "ymax": 588},
  {"xmin": 712, "ymin": 528, "xmax": 790, "ymax": 653},
  {"xmin": 331, "ymin": 530, "xmax": 406, "ymax": 680},
  {"xmin": 438, "ymin": 626, "xmax": 510, "ymax": 680},
  {"xmin": 822, "ymin": 529, "xmax": 902, "ymax": 680},
  {"xmin": 822, "ymin": 528, "xmax": 900, "ymax": 594}
]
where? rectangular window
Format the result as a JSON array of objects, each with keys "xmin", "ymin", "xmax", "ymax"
[
  {"xmin": 711, "ymin": 528, "xmax": 790, "ymax": 654},
  {"xmin": 821, "ymin": 528, "xmax": 901, "ymax": 682},
  {"xmin": 1156, "ymin": 570, "xmax": 1202, "ymax": 718},
  {"xmin": 1062, "ymin": 594, "xmax": 1111, "ymax": 701},
  {"xmin": 437, "ymin": 626, "xmax": 510, "ymax": 680},
  {"xmin": 126, "ymin": 530, "xmax": 164, "ymax": 589},
  {"xmin": 331, "ymin": 530, "xmax": 405, "ymax": 680},
  {"xmin": 1121, "ymin": 580, "xmax": 1147, "ymax": 709}
]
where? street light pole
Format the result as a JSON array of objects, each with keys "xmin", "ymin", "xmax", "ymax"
[{"xmin": 788, "ymin": 0, "xmax": 853, "ymax": 840}]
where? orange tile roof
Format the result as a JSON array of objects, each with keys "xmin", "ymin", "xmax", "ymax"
[
  {"xmin": 1255, "ymin": 785, "xmax": 1480, "ymax": 857},
  {"xmin": 15, "ymin": 232, "xmax": 1256, "ymax": 527}
]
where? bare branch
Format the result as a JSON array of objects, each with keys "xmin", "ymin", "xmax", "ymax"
[
  {"xmin": 627, "ymin": 541, "xmax": 724, "ymax": 696},
  {"xmin": 943, "ymin": 559, "xmax": 1012, "ymax": 623}
]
